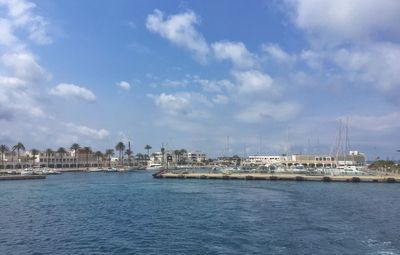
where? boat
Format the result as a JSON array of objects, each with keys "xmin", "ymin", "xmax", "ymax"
[
  {"xmin": 146, "ymin": 163, "xmax": 164, "ymax": 171},
  {"xmin": 317, "ymin": 166, "xmax": 367, "ymax": 176},
  {"xmin": 105, "ymin": 167, "xmax": 119, "ymax": 172},
  {"xmin": 33, "ymin": 167, "xmax": 62, "ymax": 175},
  {"xmin": 89, "ymin": 168, "xmax": 103, "ymax": 172},
  {"xmin": 21, "ymin": 168, "xmax": 34, "ymax": 176}
]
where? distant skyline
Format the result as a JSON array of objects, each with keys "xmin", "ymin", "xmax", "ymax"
[{"xmin": 1, "ymin": 0, "xmax": 400, "ymax": 159}]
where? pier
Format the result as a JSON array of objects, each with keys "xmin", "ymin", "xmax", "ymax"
[
  {"xmin": 0, "ymin": 175, "xmax": 46, "ymax": 181},
  {"xmin": 153, "ymin": 172, "xmax": 400, "ymax": 183}
]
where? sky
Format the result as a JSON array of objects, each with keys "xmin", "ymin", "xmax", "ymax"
[{"xmin": 0, "ymin": 0, "xmax": 400, "ymax": 159}]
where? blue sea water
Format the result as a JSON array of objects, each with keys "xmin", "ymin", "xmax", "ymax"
[{"xmin": 0, "ymin": 171, "xmax": 399, "ymax": 255}]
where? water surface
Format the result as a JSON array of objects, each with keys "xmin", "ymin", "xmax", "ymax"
[{"xmin": 0, "ymin": 172, "xmax": 399, "ymax": 254}]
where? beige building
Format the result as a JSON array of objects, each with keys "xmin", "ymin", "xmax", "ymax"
[{"xmin": 243, "ymin": 151, "xmax": 366, "ymax": 168}]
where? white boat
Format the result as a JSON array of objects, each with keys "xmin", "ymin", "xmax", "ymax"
[
  {"xmin": 21, "ymin": 168, "xmax": 34, "ymax": 176},
  {"xmin": 318, "ymin": 166, "xmax": 367, "ymax": 176},
  {"xmin": 146, "ymin": 163, "xmax": 163, "ymax": 170},
  {"xmin": 89, "ymin": 168, "xmax": 103, "ymax": 172},
  {"xmin": 290, "ymin": 164, "xmax": 306, "ymax": 172},
  {"xmin": 211, "ymin": 166, "xmax": 241, "ymax": 174},
  {"xmin": 106, "ymin": 167, "xmax": 119, "ymax": 172}
]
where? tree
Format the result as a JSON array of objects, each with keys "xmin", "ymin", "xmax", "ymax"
[
  {"xmin": 125, "ymin": 149, "xmax": 133, "ymax": 166},
  {"xmin": 30, "ymin": 149, "xmax": 39, "ymax": 167},
  {"xmin": 115, "ymin": 142, "xmax": 125, "ymax": 165},
  {"xmin": 174, "ymin": 150, "xmax": 180, "ymax": 164},
  {"xmin": 45, "ymin": 148, "xmax": 53, "ymax": 168},
  {"xmin": 95, "ymin": 151, "xmax": 103, "ymax": 168},
  {"xmin": 105, "ymin": 149, "xmax": 114, "ymax": 168},
  {"xmin": 12, "ymin": 142, "xmax": 25, "ymax": 169},
  {"xmin": 70, "ymin": 143, "xmax": 80, "ymax": 168},
  {"xmin": 180, "ymin": 149, "xmax": 187, "ymax": 165},
  {"xmin": 57, "ymin": 147, "xmax": 67, "ymax": 169},
  {"xmin": 144, "ymin": 145, "xmax": 152, "ymax": 163},
  {"xmin": 161, "ymin": 147, "xmax": 165, "ymax": 167},
  {"xmin": 82, "ymin": 146, "xmax": 92, "ymax": 168},
  {"xmin": 0, "ymin": 145, "xmax": 9, "ymax": 170}
]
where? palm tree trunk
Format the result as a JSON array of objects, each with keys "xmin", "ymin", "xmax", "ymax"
[{"xmin": 17, "ymin": 149, "xmax": 20, "ymax": 169}]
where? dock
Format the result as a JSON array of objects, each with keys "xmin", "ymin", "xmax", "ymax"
[
  {"xmin": 0, "ymin": 175, "xmax": 46, "ymax": 181},
  {"xmin": 153, "ymin": 172, "xmax": 399, "ymax": 183}
]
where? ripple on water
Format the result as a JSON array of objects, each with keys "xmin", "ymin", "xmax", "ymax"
[{"xmin": 0, "ymin": 172, "xmax": 399, "ymax": 255}]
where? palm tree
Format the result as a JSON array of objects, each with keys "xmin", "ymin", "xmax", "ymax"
[
  {"xmin": 45, "ymin": 148, "xmax": 53, "ymax": 168},
  {"xmin": 12, "ymin": 142, "xmax": 25, "ymax": 169},
  {"xmin": 161, "ymin": 147, "xmax": 165, "ymax": 167},
  {"xmin": 174, "ymin": 150, "xmax": 180, "ymax": 164},
  {"xmin": 0, "ymin": 145, "xmax": 9, "ymax": 170},
  {"xmin": 136, "ymin": 153, "xmax": 144, "ymax": 165},
  {"xmin": 57, "ymin": 147, "xmax": 67, "ymax": 169},
  {"xmin": 180, "ymin": 149, "xmax": 187, "ymax": 165},
  {"xmin": 82, "ymin": 147, "xmax": 92, "ymax": 168},
  {"xmin": 144, "ymin": 145, "xmax": 152, "ymax": 163},
  {"xmin": 30, "ymin": 149, "xmax": 39, "ymax": 167},
  {"xmin": 105, "ymin": 149, "xmax": 114, "ymax": 168},
  {"xmin": 95, "ymin": 151, "xmax": 103, "ymax": 167},
  {"xmin": 125, "ymin": 149, "xmax": 133, "ymax": 166},
  {"xmin": 70, "ymin": 143, "xmax": 80, "ymax": 169},
  {"xmin": 115, "ymin": 142, "xmax": 125, "ymax": 165}
]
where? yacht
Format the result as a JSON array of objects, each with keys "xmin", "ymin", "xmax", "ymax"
[
  {"xmin": 318, "ymin": 166, "xmax": 366, "ymax": 176},
  {"xmin": 21, "ymin": 168, "xmax": 34, "ymax": 176},
  {"xmin": 146, "ymin": 163, "xmax": 164, "ymax": 170}
]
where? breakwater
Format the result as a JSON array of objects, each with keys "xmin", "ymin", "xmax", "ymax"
[
  {"xmin": 154, "ymin": 172, "xmax": 399, "ymax": 183},
  {"xmin": 0, "ymin": 175, "xmax": 46, "ymax": 181}
]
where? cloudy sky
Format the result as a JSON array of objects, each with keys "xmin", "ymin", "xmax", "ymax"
[{"xmin": 0, "ymin": 0, "xmax": 400, "ymax": 159}]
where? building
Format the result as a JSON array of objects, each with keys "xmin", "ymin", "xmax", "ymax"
[
  {"xmin": 243, "ymin": 151, "xmax": 366, "ymax": 168},
  {"xmin": 149, "ymin": 150, "xmax": 207, "ymax": 166}
]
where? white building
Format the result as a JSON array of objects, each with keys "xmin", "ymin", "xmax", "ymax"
[{"xmin": 244, "ymin": 155, "xmax": 286, "ymax": 166}]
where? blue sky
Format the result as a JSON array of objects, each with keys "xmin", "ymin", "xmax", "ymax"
[{"xmin": 1, "ymin": 0, "xmax": 400, "ymax": 159}]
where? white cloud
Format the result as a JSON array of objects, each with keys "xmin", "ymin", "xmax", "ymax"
[
  {"xmin": 64, "ymin": 123, "xmax": 109, "ymax": 140},
  {"xmin": 116, "ymin": 81, "xmax": 130, "ymax": 90},
  {"xmin": 212, "ymin": 94, "xmax": 229, "ymax": 104},
  {"xmin": 149, "ymin": 92, "xmax": 191, "ymax": 116},
  {"xmin": 212, "ymin": 41, "xmax": 256, "ymax": 68},
  {"xmin": 0, "ymin": 1, "xmax": 51, "ymax": 121},
  {"xmin": 0, "ymin": 76, "xmax": 26, "ymax": 88},
  {"xmin": 0, "ymin": 18, "xmax": 19, "ymax": 46},
  {"xmin": 2, "ymin": 52, "xmax": 51, "ymax": 82},
  {"xmin": 347, "ymin": 112, "xmax": 400, "ymax": 132},
  {"xmin": 148, "ymin": 92, "xmax": 212, "ymax": 118},
  {"xmin": 233, "ymin": 70, "xmax": 276, "ymax": 95},
  {"xmin": 0, "ymin": 0, "xmax": 51, "ymax": 45},
  {"xmin": 161, "ymin": 79, "xmax": 188, "ymax": 88},
  {"xmin": 282, "ymin": 0, "xmax": 400, "ymax": 104},
  {"xmin": 49, "ymin": 83, "xmax": 96, "ymax": 102},
  {"xmin": 194, "ymin": 78, "xmax": 234, "ymax": 93},
  {"xmin": 0, "ymin": 85, "xmax": 45, "ymax": 118},
  {"xmin": 146, "ymin": 9, "xmax": 209, "ymax": 62},
  {"xmin": 236, "ymin": 101, "xmax": 300, "ymax": 123},
  {"xmin": 333, "ymin": 43, "xmax": 400, "ymax": 91},
  {"xmin": 290, "ymin": 0, "xmax": 400, "ymax": 45},
  {"xmin": 262, "ymin": 43, "xmax": 296, "ymax": 64}
]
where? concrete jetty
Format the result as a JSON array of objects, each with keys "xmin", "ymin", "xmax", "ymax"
[
  {"xmin": 0, "ymin": 175, "xmax": 46, "ymax": 181},
  {"xmin": 153, "ymin": 172, "xmax": 399, "ymax": 183}
]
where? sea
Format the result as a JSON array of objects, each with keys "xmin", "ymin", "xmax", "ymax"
[{"xmin": 0, "ymin": 171, "xmax": 399, "ymax": 255}]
